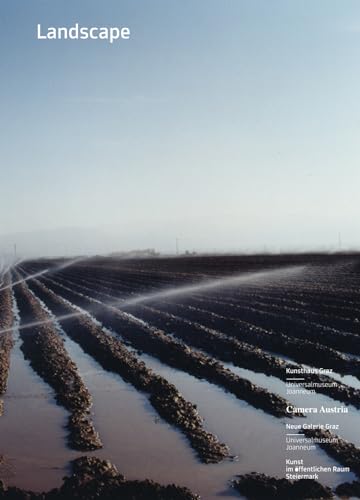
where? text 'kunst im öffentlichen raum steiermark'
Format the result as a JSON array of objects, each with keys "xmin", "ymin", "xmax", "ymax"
[{"xmin": 36, "ymin": 23, "xmax": 131, "ymax": 44}]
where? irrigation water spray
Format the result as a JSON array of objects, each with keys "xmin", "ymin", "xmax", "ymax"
[
  {"xmin": 0, "ymin": 264, "xmax": 305, "ymax": 336},
  {"xmin": 119, "ymin": 265, "xmax": 306, "ymax": 308},
  {"xmin": 0, "ymin": 256, "xmax": 92, "ymax": 293}
]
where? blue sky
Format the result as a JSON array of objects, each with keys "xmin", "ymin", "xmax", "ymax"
[{"xmin": 1, "ymin": 1, "xmax": 359, "ymax": 256}]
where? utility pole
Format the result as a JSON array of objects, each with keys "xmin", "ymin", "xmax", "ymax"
[
  {"xmin": 338, "ymin": 232, "xmax": 342, "ymax": 251},
  {"xmin": 176, "ymin": 238, "xmax": 179, "ymax": 256},
  {"xmin": 14, "ymin": 243, "xmax": 17, "ymax": 258}
]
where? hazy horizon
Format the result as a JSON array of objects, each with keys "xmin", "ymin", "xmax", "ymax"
[
  {"xmin": 0, "ymin": 223, "xmax": 357, "ymax": 259},
  {"xmin": 1, "ymin": 1, "xmax": 359, "ymax": 257}
]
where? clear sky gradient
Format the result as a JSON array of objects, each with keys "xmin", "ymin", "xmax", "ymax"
[{"xmin": 1, "ymin": 1, "xmax": 359, "ymax": 256}]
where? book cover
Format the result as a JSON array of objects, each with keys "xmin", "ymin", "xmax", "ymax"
[{"xmin": 0, "ymin": 2, "xmax": 359, "ymax": 499}]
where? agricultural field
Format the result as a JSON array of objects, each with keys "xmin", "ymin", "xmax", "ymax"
[{"xmin": 0, "ymin": 254, "xmax": 360, "ymax": 499}]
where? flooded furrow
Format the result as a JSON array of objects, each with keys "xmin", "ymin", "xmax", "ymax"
[
  {"xmin": 225, "ymin": 362, "xmax": 360, "ymax": 446},
  {"xmin": 138, "ymin": 353, "xmax": 356, "ymax": 490},
  {"xmin": 46, "ymin": 270, "xmax": 359, "ymax": 376},
  {"xmin": 15, "ymin": 256, "xmax": 360, "ymax": 499},
  {"xmin": 12, "ymin": 277, "xmax": 102, "ymax": 451},
  {"xmin": 61, "ymin": 333, "xmax": 236, "ymax": 499},
  {"xmin": 23, "ymin": 276, "xmax": 229, "ymax": 464},
  {"xmin": 0, "ymin": 294, "xmax": 76, "ymax": 491},
  {"xmin": 41, "ymin": 272, "xmax": 360, "ymax": 409},
  {"xmin": 39, "ymin": 275, "xmax": 296, "ymax": 419}
]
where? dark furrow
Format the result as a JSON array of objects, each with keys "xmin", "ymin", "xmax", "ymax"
[
  {"xmin": 57, "ymin": 262, "xmax": 360, "ymax": 325},
  {"xmin": 303, "ymin": 429, "xmax": 360, "ymax": 478},
  {"xmin": 45, "ymin": 271, "xmax": 360, "ymax": 409},
  {"xmin": 24, "ymin": 276, "xmax": 229, "ymax": 464},
  {"xmin": 11, "ymin": 275, "xmax": 102, "ymax": 451},
  {"xmin": 217, "ymin": 288, "xmax": 360, "ymax": 325},
  {"xmin": 38, "ymin": 271, "xmax": 289, "ymax": 376},
  {"xmin": 233, "ymin": 472, "xmax": 333, "ymax": 499},
  {"xmin": 0, "ymin": 274, "xmax": 14, "ymax": 396},
  {"xmin": 161, "ymin": 294, "xmax": 360, "ymax": 356},
  {"xmin": 35, "ymin": 274, "xmax": 298, "ymax": 419},
  {"xmin": 197, "ymin": 291, "xmax": 360, "ymax": 335},
  {"xmin": 47, "ymin": 270, "xmax": 360, "ymax": 381},
  {"xmin": 48, "ymin": 265, "xmax": 360, "ymax": 355},
  {"xmin": 230, "ymin": 283, "xmax": 360, "ymax": 310},
  {"xmin": 0, "ymin": 455, "xmax": 199, "ymax": 499}
]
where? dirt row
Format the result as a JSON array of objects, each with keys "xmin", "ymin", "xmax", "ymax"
[
  {"xmin": 233, "ymin": 472, "xmax": 333, "ymax": 499},
  {"xmin": 120, "ymin": 298, "xmax": 360, "ymax": 391},
  {"xmin": 57, "ymin": 263, "xmax": 358, "ymax": 327},
  {"xmin": 25, "ymin": 261, "xmax": 354, "ymax": 323},
  {"xmin": 59, "ymin": 262, "xmax": 360, "ymax": 345},
  {"xmin": 192, "ymin": 299, "xmax": 360, "ymax": 356},
  {"xmin": 0, "ymin": 275, "xmax": 13, "ymax": 397},
  {"xmin": 23, "ymin": 255, "xmax": 359, "ymax": 294},
  {"xmin": 0, "ymin": 456, "xmax": 199, "ymax": 499},
  {"xmin": 233, "ymin": 471, "xmax": 360, "ymax": 499},
  {"xmin": 69, "ymin": 253, "xmax": 310, "ymax": 278},
  {"xmin": 41, "ymin": 272, "xmax": 289, "ymax": 375},
  {"xmin": 35, "ymin": 274, "xmax": 298, "ymax": 419},
  {"xmin": 24, "ymin": 277, "xmax": 229, "ymax": 464},
  {"xmin": 156, "ymin": 295, "xmax": 360, "ymax": 378},
  {"xmin": 335, "ymin": 480, "xmax": 360, "ymax": 498},
  {"xmin": 124, "ymin": 304, "xmax": 360, "ymax": 409},
  {"xmin": 199, "ymin": 286, "xmax": 359, "ymax": 332},
  {"xmin": 303, "ymin": 429, "xmax": 360, "ymax": 478},
  {"xmin": 12, "ymin": 277, "xmax": 101, "ymax": 451},
  {"xmin": 47, "ymin": 271, "xmax": 360, "ymax": 409},
  {"xmin": 50, "ymin": 266, "xmax": 360, "ymax": 376},
  {"xmin": 216, "ymin": 289, "xmax": 360, "ymax": 333}
]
